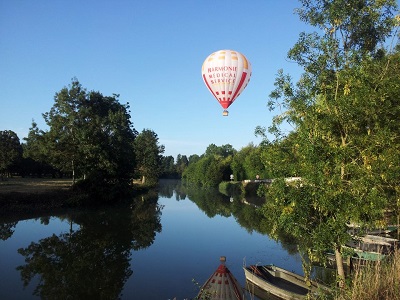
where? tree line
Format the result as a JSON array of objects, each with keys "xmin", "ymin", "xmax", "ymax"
[
  {"xmin": 0, "ymin": 78, "xmax": 267, "ymax": 189},
  {"xmin": 0, "ymin": 79, "xmax": 165, "ymax": 189}
]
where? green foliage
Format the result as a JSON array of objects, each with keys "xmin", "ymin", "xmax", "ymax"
[
  {"xmin": 175, "ymin": 154, "xmax": 189, "ymax": 176},
  {"xmin": 160, "ymin": 155, "xmax": 177, "ymax": 178},
  {"xmin": 24, "ymin": 79, "xmax": 138, "ymax": 194},
  {"xmin": 182, "ymin": 153, "xmax": 232, "ymax": 187},
  {"xmin": 257, "ymin": 0, "xmax": 400, "ymax": 280},
  {"xmin": 204, "ymin": 143, "xmax": 236, "ymax": 157},
  {"xmin": 230, "ymin": 143, "xmax": 270, "ymax": 181},
  {"xmin": 0, "ymin": 130, "xmax": 22, "ymax": 178},
  {"xmin": 23, "ymin": 122, "xmax": 57, "ymax": 176},
  {"xmin": 134, "ymin": 129, "xmax": 165, "ymax": 186}
]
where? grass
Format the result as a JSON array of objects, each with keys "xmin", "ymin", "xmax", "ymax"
[
  {"xmin": 333, "ymin": 249, "xmax": 400, "ymax": 300},
  {"xmin": 0, "ymin": 177, "xmax": 149, "ymax": 217},
  {"xmin": 0, "ymin": 177, "xmax": 72, "ymax": 194},
  {"xmin": 0, "ymin": 177, "xmax": 74, "ymax": 217}
]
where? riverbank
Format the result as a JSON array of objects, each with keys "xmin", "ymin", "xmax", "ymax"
[
  {"xmin": 0, "ymin": 177, "xmax": 151, "ymax": 217},
  {"xmin": 0, "ymin": 177, "xmax": 74, "ymax": 217}
]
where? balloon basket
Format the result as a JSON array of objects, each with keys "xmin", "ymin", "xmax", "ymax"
[{"xmin": 222, "ymin": 110, "xmax": 229, "ymax": 116}]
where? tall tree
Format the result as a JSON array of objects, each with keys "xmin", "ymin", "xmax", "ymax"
[
  {"xmin": 42, "ymin": 79, "xmax": 87, "ymax": 183},
  {"xmin": 0, "ymin": 130, "xmax": 22, "ymax": 179},
  {"xmin": 41, "ymin": 79, "xmax": 137, "ymax": 186},
  {"xmin": 258, "ymin": 0, "xmax": 399, "ymax": 283},
  {"xmin": 75, "ymin": 91, "xmax": 137, "ymax": 184},
  {"xmin": 134, "ymin": 129, "xmax": 165, "ymax": 186}
]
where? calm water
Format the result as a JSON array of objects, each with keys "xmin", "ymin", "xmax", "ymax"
[{"xmin": 0, "ymin": 180, "xmax": 307, "ymax": 300}]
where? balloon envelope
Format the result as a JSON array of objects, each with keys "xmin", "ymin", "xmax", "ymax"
[{"xmin": 202, "ymin": 50, "xmax": 252, "ymax": 115}]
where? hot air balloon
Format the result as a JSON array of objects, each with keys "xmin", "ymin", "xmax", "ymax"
[{"xmin": 202, "ymin": 50, "xmax": 252, "ymax": 116}]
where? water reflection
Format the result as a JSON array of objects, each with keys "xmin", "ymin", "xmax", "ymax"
[
  {"xmin": 15, "ymin": 192, "xmax": 162, "ymax": 299},
  {"xmin": 0, "ymin": 180, "xmax": 324, "ymax": 299},
  {"xmin": 171, "ymin": 180, "xmax": 299, "ymax": 256},
  {"xmin": 0, "ymin": 221, "xmax": 17, "ymax": 240}
]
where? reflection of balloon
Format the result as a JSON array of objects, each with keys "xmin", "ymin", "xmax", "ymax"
[{"xmin": 202, "ymin": 50, "xmax": 252, "ymax": 116}]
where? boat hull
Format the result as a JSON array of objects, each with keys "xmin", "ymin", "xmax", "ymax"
[{"xmin": 243, "ymin": 265, "xmax": 326, "ymax": 300}]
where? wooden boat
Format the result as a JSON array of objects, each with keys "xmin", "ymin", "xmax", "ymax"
[
  {"xmin": 198, "ymin": 256, "xmax": 244, "ymax": 300},
  {"xmin": 347, "ymin": 223, "xmax": 399, "ymax": 237},
  {"xmin": 243, "ymin": 265, "xmax": 329, "ymax": 300},
  {"xmin": 343, "ymin": 234, "xmax": 399, "ymax": 261}
]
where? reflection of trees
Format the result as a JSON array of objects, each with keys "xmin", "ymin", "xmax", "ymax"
[
  {"xmin": 186, "ymin": 186, "xmax": 232, "ymax": 218},
  {"xmin": 182, "ymin": 184, "xmax": 300, "ymax": 255},
  {"xmin": 18, "ymin": 230, "xmax": 132, "ymax": 299},
  {"xmin": 0, "ymin": 221, "xmax": 17, "ymax": 240},
  {"xmin": 16, "ymin": 192, "xmax": 162, "ymax": 299},
  {"xmin": 130, "ymin": 191, "xmax": 162, "ymax": 250},
  {"xmin": 158, "ymin": 179, "xmax": 187, "ymax": 200},
  {"xmin": 158, "ymin": 179, "xmax": 177, "ymax": 198}
]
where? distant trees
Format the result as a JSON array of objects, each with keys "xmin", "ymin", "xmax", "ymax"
[
  {"xmin": 134, "ymin": 129, "xmax": 165, "ymax": 186},
  {"xmin": 231, "ymin": 143, "xmax": 269, "ymax": 181},
  {"xmin": 160, "ymin": 155, "xmax": 176, "ymax": 178},
  {"xmin": 4, "ymin": 78, "xmax": 273, "ymax": 194},
  {"xmin": 0, "ymin": 130, "xmax": 22, "ymax": 179},
  {"xmin": 181, "ymin": 143, "xmax": 267, "ymax": 187},
  {"xmin": 175, "ymin": 154, "xmax": 188, "ymax": 177}
]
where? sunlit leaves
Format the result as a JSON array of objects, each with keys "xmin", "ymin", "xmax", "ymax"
[{"xmin": 258, "ymin": 0, "xmax": 399, "ymax": 276}]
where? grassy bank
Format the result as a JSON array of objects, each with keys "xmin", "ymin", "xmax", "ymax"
[
  {"xmin": 0, "ymin": 177, "xmax": 74, "ymax": 216},
  {"xmin": 0, "ymin": 177, "xmax": 151, "ymax": 217}
]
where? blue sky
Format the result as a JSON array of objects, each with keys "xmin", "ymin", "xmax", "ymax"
[{"xmin": 1, "ymin": 1, "xmax": 313, "ymax": 159}]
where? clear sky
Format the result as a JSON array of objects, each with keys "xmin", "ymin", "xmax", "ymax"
[{"xmin": 1, "ymin": 0, "xmax": 312, "ymax": 159}]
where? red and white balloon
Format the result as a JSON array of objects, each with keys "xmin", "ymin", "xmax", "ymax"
[{"xmin": 202, "ymin": 50, "xmax": 252, "ymax": 116}]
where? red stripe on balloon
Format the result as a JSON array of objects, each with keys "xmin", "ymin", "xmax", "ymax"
[
  {"xmin": 231, "ymin": 71, "xmax": 248, "ymax": 102},
  {"xmin": 202, "ymin": 74, "xmax": 219, "ymax": 100}
]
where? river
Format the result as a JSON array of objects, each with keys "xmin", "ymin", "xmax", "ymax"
[{"xmin": 0, "ymin": 180, "xmax": 312, "ymax": 300}]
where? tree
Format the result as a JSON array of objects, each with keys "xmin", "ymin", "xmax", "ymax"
[
  {"xmin": 134, "ymin": 129, "xmax": 165, "ymax": 186},
  {"xmin": 256, "ymin": 132, "xmax": 300, "ymax": 178},
  {"xmin": 258, "ymin": 0, "xmax": 399, "ymax": 283},
  {"xmin": 160, "ymin": 155, "xmax": 176, "ymax": 178},
  {"xmin": 42, "ymin": 79, "xmax": 86, "ymax": 183},
  {"xmin": 204, "ymin": 143, "xmax": 236, "ymax": 158},
  {"xmin": 75, "ymin": 91, "xmax": 137, "ymax": 184},
  {"xmin": 175, "ymin": 154, "xmax": 188, "ymax": 176},
  {"xmin": 39, "ymin": 79, "xmax": 137, "ymax": 188},
  {"xmin": 23, "ymin": 121, "xmax": 56, "ymax": 177},
  {"xmin": 231, "ymin": 144, "xmax": 269, "ymax": 181},
  {"xmin": 0, "ymin": 130, "xmax": 22, "ymax": 179},
  {"xmin": 182, "ymin": 154, "xmax": 232, "ymax": 187},
  {"xmin": 188, "ymin": 154, "xmax": 200, "ymax": 165}
]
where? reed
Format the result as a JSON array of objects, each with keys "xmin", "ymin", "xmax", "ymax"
[{"xmin": 334, "ymin": 249, "xmax": 400, "ymax": 300}]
